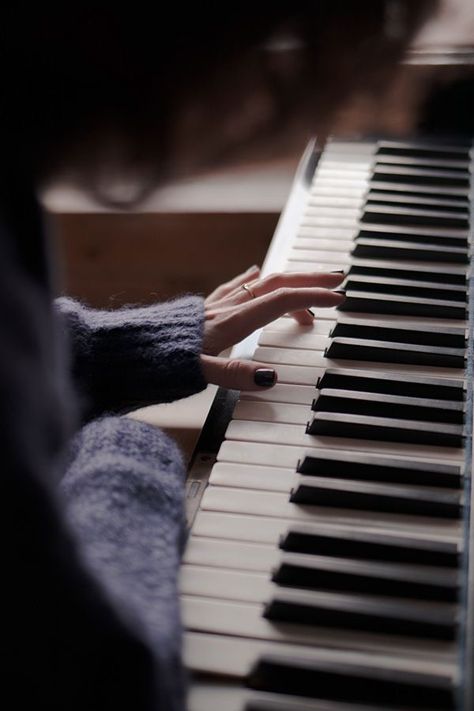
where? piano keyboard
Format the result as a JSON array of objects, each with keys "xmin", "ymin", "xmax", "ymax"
[{"xmin": 183, "ymin": 137, "xmax": 474, "ymax": 710}]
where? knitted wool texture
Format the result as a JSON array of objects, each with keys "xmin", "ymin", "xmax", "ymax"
[{"xmin": 56, "ymin": 295, "xmax": 208, "ymax": 417}]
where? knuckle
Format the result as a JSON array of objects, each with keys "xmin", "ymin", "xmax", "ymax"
[
  {"xmin": 275, "ymin": 286, "xmax": 292, "ymax": 302},
  {"xmin": 263, "ymin": 272, "xmax": 280, "ymax": 289},
  {"xmin": 224, "ymin": 359, "xmax": 243, "ymax": 376}
]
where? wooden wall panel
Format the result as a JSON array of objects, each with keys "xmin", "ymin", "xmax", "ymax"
[{"xmin": 50, "ymin": 212, "xmax": 278, "ymax": 308}]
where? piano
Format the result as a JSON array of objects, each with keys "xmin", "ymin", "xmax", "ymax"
[{"xmin": 182, "ymin": 135, "xmax": 474, "ymax": 710}]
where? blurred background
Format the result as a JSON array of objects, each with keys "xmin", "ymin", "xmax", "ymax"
[{"xmin": 41, "ymin": 0, "xmax": 474, "ymax": 456}]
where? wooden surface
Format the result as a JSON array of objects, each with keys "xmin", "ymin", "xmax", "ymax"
[{"xmin": 51, "ymin": 211, "xmax": 278, "ymax": 307}]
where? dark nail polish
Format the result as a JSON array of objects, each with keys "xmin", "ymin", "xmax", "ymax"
[
  {"xmin": 254, "ymin": 369, "xmax": 276, "ymax": 387},
  {"xmin": 331, "ymin": 269, "xmax": 346, "ymax": 274}
]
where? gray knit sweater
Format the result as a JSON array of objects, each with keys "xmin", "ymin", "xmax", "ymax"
[
  {"xmin": 58, "ymin": 296, "xmax": 208, "ymax": 711},
  {"xmin": 0, "ymin": 177, "xmax": 209, "ymax": 709}
]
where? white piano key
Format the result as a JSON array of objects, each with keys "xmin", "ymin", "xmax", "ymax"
[
  {"xmin": 300, "ymin": 217, "xmax": 359, "ymax": 229},
  {"xmin": 216, "ymin": 440, "xmax": 463, "ymax": 478},
  {"xmin": 182, "ymin": 596, "xmax": 456, "ymax": 660},
  {"xmin": 254, "ymin": 346, "xmax": 466, "ymax": 379},
  {"xmin": 265, "ymin": 319, "xmax": 334, "ymax": 335},
  {"xmin": 191, "ymin": 509, "xmax": 460, "ymax": 549},
  {"xmin": 259, "ymin": 331, "xmax": 327, "ymax": 351},
  {"xmin": 307, "ymin": 195, "xmax": 365, "ymax": 208},
  {"xmin": 324, "ymin": 140, "xmax": 376, "ymax": 154},
  {"xmin": 210, "ymin": 462, "xmax": 461, "ymax": 504},
  {"xmin": 183, "ymin": 537, "xmax": 278, "ymax": 572},
  {"xmin": 312, "ymin": 176, "xmax": 370, "ymax": 188},
  {"xmin": 240, "ymin": 383, "xmax": 316, "ymax": 405},
  {"xmin": 180, "ymin": 565, "xmax": 272, "ymax": 602},
  {"xmin": 199, "ymin": 487, "xmax": 462, "ymax": 539},
  {"xmin": 317, "ymin": 159, "xmax": 374, "ymax": 171},
  {"xmin": 293, "ymin": 238, "xmax": 355, "ymax": 252},
  {"xmin": 233, "ymin": 400, "xmax": 310, "ymax": 426},
  {"xmin": 288, "ymin": 249, "xmax": 351, "ymax": 264},
  {"xmin": 185, "ymin": 633, "xmax": 455, "ymax": 689},
  {"xmin": 192, "ymin": 510, "xmax": 291, "ymax": 545},
  {"xmin": 285, "ymin": 260, "xmax": 348, "ymax": 273},
  {"xmin": 181, "ymin": 555, "xmax": 459, "ymax": 603},
  {"xmin": 188, "ymin": 679, "xmax": 349, "ymax": 711},
  {"xmin": 217, "ymin": 439, "xmax": 317, "ymax": 468},
  {"xmin": 298, "ymin": 227, "xmax": 356, "ymax": 239},
  {"xmin": 209, "ymin": 461, "xmax": 296, "ymax": 492},
  {"xmin": 255, "ymin": 346, "xmax": 326, "ymax": 367},
  {"xmin": 258, "ymin": 363, "xmax": 325, "ymax": 385},
  {"xmin": 309, "ymin": 185, "xmax": 367, "ymax": 199},
  {"xmin": 225, "ymin": 420, "xmax": 465, "ymax": 462},
  {"xmin": 304, "ymin": 207, "xmax": 362, "ymax": 219},
  {"xmin": 316, "ymin": 166, "xmax": 372, "ymax": 177},
  {"xmin": 297, "ymin": 229, "xmax": 357, "ymax": 241}
]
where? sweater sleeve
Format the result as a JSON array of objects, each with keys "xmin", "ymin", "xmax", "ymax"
[
  {"xmin": 55, "ymin": 295, "xmax": 208, "ymax": 417},
  {"xmin": 60, "ymin": 415, "xmax": 188, "ymax": 711}
]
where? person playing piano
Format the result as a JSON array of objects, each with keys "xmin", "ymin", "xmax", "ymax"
[{"xmin": 0, "ymin": 3, "xmax": 437, "ymax": 709}]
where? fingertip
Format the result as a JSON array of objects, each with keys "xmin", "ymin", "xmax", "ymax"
[
  {"xmin": 254, "ymin": 368, "xmax": 277, "ymax": 388},
  {"xmin": 293, "ymin": 309, "xmax": 315, "ymax": 326}
]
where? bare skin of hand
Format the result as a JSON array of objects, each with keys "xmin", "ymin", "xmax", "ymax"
[{"xmin": 200, "ymin": 264, "xmax": 345, "ymax": 391}]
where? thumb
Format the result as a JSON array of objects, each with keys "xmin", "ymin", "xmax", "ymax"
[{"xmin": 200, "ymin": 354, "xmax": 277, "ymax": 391}]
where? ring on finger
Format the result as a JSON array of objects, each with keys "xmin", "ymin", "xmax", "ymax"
[{"xmin": 241, "ymin": 282, "xmax": 257, "ymax": 299}]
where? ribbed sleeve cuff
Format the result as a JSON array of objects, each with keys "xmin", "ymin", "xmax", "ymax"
[{"xmin": 56, "ymin": 296, "xmax": 208, "ymax": 416}]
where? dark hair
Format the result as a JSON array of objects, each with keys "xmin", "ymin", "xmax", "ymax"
[{"xmin": 1, "ymin": 1, "xmax": 437, "ymax": 199}]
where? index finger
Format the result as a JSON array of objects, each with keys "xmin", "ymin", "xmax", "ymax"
[{"xmin": 233, "ymin": 286, "xmax": 344, "ymax": 336}]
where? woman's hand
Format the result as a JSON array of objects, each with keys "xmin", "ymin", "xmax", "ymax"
[{"xmin": 200, "ymin": 264, "xmax": 345, "ymax": 391}]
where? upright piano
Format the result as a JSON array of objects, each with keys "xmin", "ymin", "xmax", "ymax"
[{"xmin": 182, "ymin": 135, "xmax": 474, "ymax": 711}]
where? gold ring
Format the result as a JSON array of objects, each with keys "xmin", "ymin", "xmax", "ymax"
[{"xmin": 242, "ymin": 282, "xmax": 257, "ymax": 299}]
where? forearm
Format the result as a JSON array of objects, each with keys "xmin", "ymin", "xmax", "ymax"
[
  {"xmin": 60, "ymin": 415, "xmax": 187, "ymax": 710},
  {"xmin": 56, "ymin": 295, "xmax": 208, "ymax": 418}
]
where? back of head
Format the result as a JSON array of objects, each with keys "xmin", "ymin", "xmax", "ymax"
[{"xmin": 0, "ymin": 1, "xmax": 438, "ymax": 196}]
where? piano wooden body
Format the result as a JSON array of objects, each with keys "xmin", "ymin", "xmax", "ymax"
[{"xmin": 182, "ymin": 136, "xmax": 474, "ymax": 711}]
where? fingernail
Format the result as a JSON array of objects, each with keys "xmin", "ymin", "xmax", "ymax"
[
  {"xmin": 334, "ymin": 288, "xmax": 346, "ymax": 295},
  {"xmin": 306, "ymin": 308, "xmax": 315, "ymax": 317},
  {"xmin": 331, "ymin": 269, "xmax": 346, "ymax": 274},
  {"xmin": 247, "ymin": 264, "xmax": 260, "ymax": 272},
  {"xmin": 254, "ymin": 369, "xmax": 276, "ymax": 387}
]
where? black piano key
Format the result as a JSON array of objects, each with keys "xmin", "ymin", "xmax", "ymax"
[
  {"xmin": 289, "ymin": 477, "xmax": 462, "ymax": 518},
  {"xmin": 280, "ymin": 526, "xmax": 460, "ymax": 567},
  {"xmin": 369, "ymin": 181, "xmax": 469, "ymax": 199},
  {"xmin": 296, "ymin": 450, "xmax": 462, "ymax": 488},
  {"xmin": 351, "ymin": 239, "xmax": 469, "ymax": 263},
  {"xmin": 306, "ymin": 412, "xmax": 464, "ymax": 448},
  {"xmin": 371, "ymin": 164, "xmax": 469, "ymax": 188},
  {"xmin": 317, "ymin": 368, "xmax": 465, "ymax": 400},
  {"xmin": 342, "ymin": 275, "xmax": 466, "ymax": 302},
  {"xmin": 272, "ymin": 552, "xmax": 459, "ymax": 601},
  {"xmin": 312, "ymin": 389, "xmax": 464, "ymax": 424},
  {"xmin": 330, "ymin": 318, "xmax": 467, "ymax": 348},
  {"xmin": 366, "ymin": 191, "xmax": 469, "ymax": 213},
  {"xmin": 244, "ymin": 700, "xmax": 352, "ymax": 711},
  {"xmin": 358, "ymin": 224, "xmax": 468, "ymax": 248},
  {"xmin": 324, "ymin": 338, "xmax": 465, "ymax": 368},
  {"xmin": 248, "ymin": 654, "xmax": 456, "ymax": 708},
  {"xmin": 361, "ymin": 204, "xmax": 469, "ymax": 229},
  {"xmin": 263, "ymin": 589, "xmax": 457, "ymax": 640},
  {"xmin": 377, "ymin": 138, "xmax": 471, "ymax": 160},
  {"xmin": 337, "ymin": 291, "xmax": 467, "ymax": 319},
  {"xmin": 375, "ymin": 155, "xmax": 470, "ymax": 171},
  {"xmin": 349, "ymin": 259, "xmax": 467, "ymax": 285}
]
